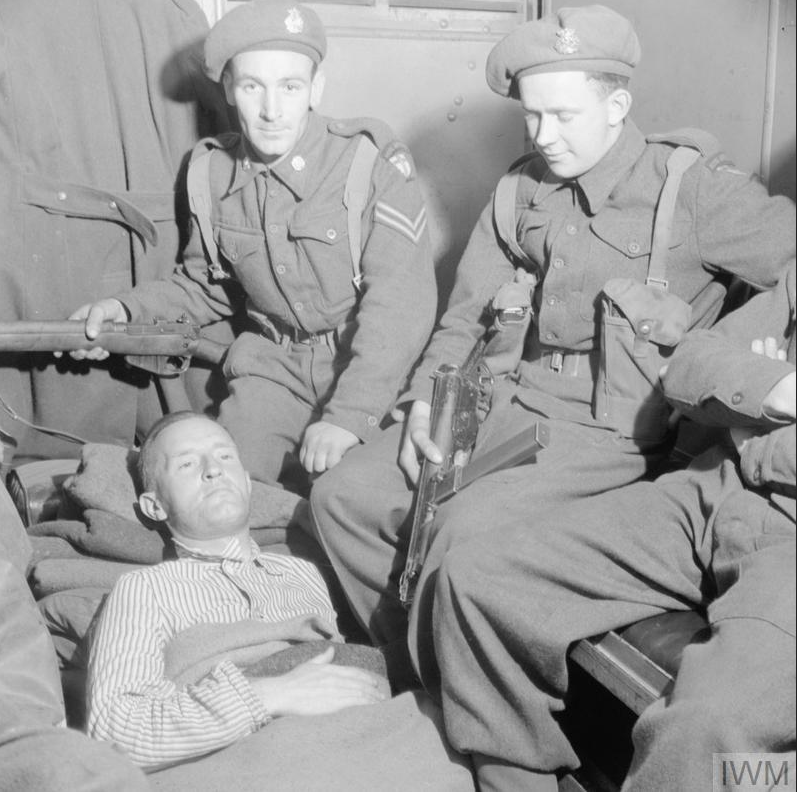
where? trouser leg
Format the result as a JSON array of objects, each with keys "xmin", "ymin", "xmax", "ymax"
[
  {"xmin": 433, "ymin": 467, "xmax": 720, "ymax": 773},
  {"xmin": 310, "ymin": 421, "xmax": 414, "ymax": 646},
  {"xmin": 220, "ymin": 375, "xmax": 315, "ymax": 489},
  {"xmin": 311, "ymin": 380, "xmax": 666, "ymax": 651},
  {"xmin": 624, "ymin": 537, "xmax": 796, "ymax": 792},
  {"xmin": 220, "ymin": 339, "xmax": 336, "ymax": 491}
]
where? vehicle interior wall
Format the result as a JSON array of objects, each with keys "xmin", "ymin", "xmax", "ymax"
[{"xmin": 197, "ymin": 0, "xmax": 796, "ymax": 289}]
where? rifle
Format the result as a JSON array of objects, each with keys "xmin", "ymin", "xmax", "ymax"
[
  {"xmin": 0, "ymin": 319, "xmax": 227, "ymax": 375},
  {"xmin": 398, "ymin": 342, "xmax": 549, "ymax": 607}
]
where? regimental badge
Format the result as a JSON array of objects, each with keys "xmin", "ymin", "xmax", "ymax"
[
  {"xmin": 285, "ymin": 7, "xmax": 304, "ymax": 34},
  {"xmin": 554, "ymin": 27, "xmax": 580, "ymax": 55},
  {"xmin": 389, "ymin": 152, "xmax": 413, "ymax": 180},
  {"xmin": 291, "ymin": 155, "xmax": 306, "ymax": 171}
]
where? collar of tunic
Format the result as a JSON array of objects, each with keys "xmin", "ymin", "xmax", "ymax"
[
  {"xmin": 531, "ymin": 118, "xmax": 647, "ymax": 214},
  {"xmin": 227, "ymin": 110, "xmax": 328, "ymax": 199}
]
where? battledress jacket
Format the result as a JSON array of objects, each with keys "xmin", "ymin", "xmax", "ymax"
[
  {"xmin": 118, "ymin": 111, "xmax": 437, "ymax": 443},
  {"xmin": 0, "ymin": 0, "xmax": 228, "ymax": 463},
  {"xmin": 663, "ymin": 265, "xmax": 796, "ymax": 529},
  {"xmin": 403, "ymin": 120, "xmax": 796, "ymax": 440}
]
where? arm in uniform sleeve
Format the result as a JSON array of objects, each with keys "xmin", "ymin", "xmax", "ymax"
[
  {"xmin": 86, "ymin": 572, "xmax": 269, "ymax": 769},
  {"xmin": 115, "ymin": 214, "xmax": 243, "ymax": 326},
  {"xmin": 320, "ymin": 144, "xmax": 438, "ymax": 441},
  {"xmin": 401, "ymin": 196, "xmax": 519, "ymax": 405},
  {"xmin": 663, "ymin": 267, "xmax": 796, "ymax": 427},
  {"xmin": 693, "ymin": 158, "xmax": 796, "ymax": 289}
]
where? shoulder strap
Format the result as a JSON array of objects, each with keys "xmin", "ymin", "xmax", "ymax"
[
  {"xmin": 187, "ymin": 150, "xmax": 228, "ymax": 281},
  {"xmin": 492, "ymin": 165, "xmax": 531, "ymax": 267},
  {"xmin": 647, "ymin": 146, "xmax": 701, "ymax": 289},
  {"xmin": 343, "ymin": 136, "xmax": 379, "ymax": 291}
]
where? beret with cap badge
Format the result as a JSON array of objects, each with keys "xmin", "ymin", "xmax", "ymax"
[
  {"xmin": 204, "ymin": 1, "xmax": 327, "ymax": 82},
  {"xmin": 486, "ymin": 4, "xmax": 641, "ymax": 98}
]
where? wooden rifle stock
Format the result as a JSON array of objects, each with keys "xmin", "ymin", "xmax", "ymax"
[{"xmin": 0, "ymin": 320, "xmax": 227, "ymax": 375}]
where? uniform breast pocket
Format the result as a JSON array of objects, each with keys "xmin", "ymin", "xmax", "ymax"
[
  {"xmin": 215, "ymin": 226, "xmax": 266, "ymax": 277},
  {"xmin": 214, "ymin": 226, "xmax": 276, "ymax": 308},
  {"xmin": 289, "ymin": 208, "xmax": 354, "ymax": 311},
  {"xmin": 594, "ymin": 277, "xmax": 692, "ymax": 443}
]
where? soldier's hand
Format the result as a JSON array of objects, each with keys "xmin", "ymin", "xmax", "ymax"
[
  {"xmin": 398, "ymin": 400, "xmax": 442, "ymax": 486},
  {"xmin": 60, "ymin": 299, "xmax": 129, "ymax": 361},
  {"xmin": 300, "ymin": 421, "xmax": 360, "ymax": 473},
  {"xmin": 247, "ymin": 646, "xmax": 387, "ymax": 717}
]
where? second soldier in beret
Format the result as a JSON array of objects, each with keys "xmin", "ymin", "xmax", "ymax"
[
  {"xmin": 68, "ymin": 1, "xmax": 437, "ymax": 493},
  {"xmin": 309, "ymin": 4, "xmax": 796, "ymax": 787}
]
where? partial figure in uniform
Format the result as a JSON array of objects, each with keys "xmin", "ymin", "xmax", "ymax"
[
  {"xmin": 308, "ymin": 5, "xmax": 795, "ymax": 699},
  {"xmin": 0, "ymin": 0, "xmax": 230, "ymax": 470},
  {"xmin": 432, "ymin": 265, "xmax": 796, "ymax": 790},
  {"xmin": 70, "ymin": 1, "xmax": 437, "ymax": 493}
]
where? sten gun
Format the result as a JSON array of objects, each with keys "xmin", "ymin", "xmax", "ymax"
[
  {"xmin": 0, "ymin": 319, "xmax": 227, "ymax": 375},
  {"xmin": 398, "ymin": 344, "xmax": 549, "ymax": 608}
]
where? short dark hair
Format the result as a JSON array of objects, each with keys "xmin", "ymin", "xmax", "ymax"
[
  {"xmin": 137, "ymin": 411, "xmax": 215, "ymax": 492},
  {"xmin": 586, "ymin": 71, "xmax": 630, "ymax": 97}
]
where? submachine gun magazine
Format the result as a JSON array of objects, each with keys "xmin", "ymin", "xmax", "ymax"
[{"xmin": 398, "ymin": 348, "xmax": 549, "ymax": 608}]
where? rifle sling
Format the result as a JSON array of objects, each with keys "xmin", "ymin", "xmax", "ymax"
[{"xmin": 432, "ymin": 422, "xmax": 549, "ymax": 504}]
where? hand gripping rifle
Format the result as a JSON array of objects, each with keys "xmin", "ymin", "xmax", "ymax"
[
  {"xmin": 398, "ymin": 340, "xmax": 549, "ymax": 608},
  {"xmin": 0, "ymin": 319, "xmax": 227, "ymax": 375}
]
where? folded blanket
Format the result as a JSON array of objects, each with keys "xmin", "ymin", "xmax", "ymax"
[
  {"xmin": 28, "ymin": 559, "xmax": 143, "ymax": 599},
  {"xmin": 29, "ymin": 536, "xmax": 85, "ymax": 564},
  {"xmin": 163, "ymin": 616, "xmax": 387, "ymax": 691},
  {"xmin": 38, "ymin": 587, "xmax": 108, "ymax": 667},
  {"xmin": 149, "ymin": 690, "xmax": 475, "ymax": 792},
  {"xmin": 62, "ymin": 443, "xmax": 141, "ymax": 521},
  {"xmin": 163, "ymin": 615, "xmax": 341, "ymax": 687},
  {"xmin": 62, "ymin": 442, "xmax": 309, "ymax": 530},
  {"xmin": 29, "ymin": 510, "xmax": 169, "ymax": 564}
]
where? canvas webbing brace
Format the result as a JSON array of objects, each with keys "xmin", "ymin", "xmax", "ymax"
[
  {"xmin": 492, "ymin": 146, "xmax": 701, "ymax": 290},
  {"xmin": 646, "ymin": 146, "xmax": 700, "ymax": 290},
  {"xmin": 343, "ymin": 136, "xmax": 379, "ymax": 291},
  {"xmin": 188, "ymin": 136, "xmax": 379, "ymax": 289},
  {"xmin": 187, "ymin": 150, "xmax": 227, "ymax": 281}
]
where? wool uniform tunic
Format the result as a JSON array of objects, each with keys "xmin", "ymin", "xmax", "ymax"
[
  {"xmin": 119, "ymin": 111, "xmax": 436, "ymax": 486},
  {"xmin": 432, "ymin": 265, "xmax": 796, "ymax": 786},
  {"xmin": 309, "ymin": 119, "xmax": 795, "ymax": 655}
]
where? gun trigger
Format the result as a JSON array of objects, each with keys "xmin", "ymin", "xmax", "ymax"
[{"xmin": 124, "ymin": 354, "xmax": 190, "ymax": 376}]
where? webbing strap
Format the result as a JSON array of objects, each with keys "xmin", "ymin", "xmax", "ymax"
[
  {"xmin": 492, "ymin": 165, "xmax": 531, "ymax": 266},
  {"xmin": 647, "ymin": 146, "xmax": 701, "ymax": 289},
  {"xmin": 187, "ymin": 151, "xmax": 227, "ymax": 281},
  {"xmin": 344, "ymin": 136, "xmax": 379, "ymax": 291}
]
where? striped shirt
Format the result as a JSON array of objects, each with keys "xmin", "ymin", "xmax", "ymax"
[{"xmin": 86, "ymin": 536, "xmax": 337, "ymax": 768}]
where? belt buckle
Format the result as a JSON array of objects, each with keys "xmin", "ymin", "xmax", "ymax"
[{"xmin": 550, "ymin": 350, "xmax": 564, "ymax": 374}]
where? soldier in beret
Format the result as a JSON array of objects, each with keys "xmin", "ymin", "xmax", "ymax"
[
  {"xmin": 68, "ymin": 1, "xmax": 437, "ymax": 493},
  {"xmin": 309, "ymin": 4, "xmax": 796, "ymax": 787}
]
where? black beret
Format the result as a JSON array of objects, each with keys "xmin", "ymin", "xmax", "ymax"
[
  {"xmin": 205, "ymin": 2, "xmax": 327, "ymax": 82},
  {"xmin": 486, "ymin": 5, "xmax": 641, "ymax": 97}
]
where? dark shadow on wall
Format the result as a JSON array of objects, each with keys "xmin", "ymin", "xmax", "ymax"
[
  {"xmin": 403, "ymin": 96, "xmax": 525, "ymax": 310},
  {"xmin": 769, "ymin": 141, "xmax": 796, "ymax": 202}
]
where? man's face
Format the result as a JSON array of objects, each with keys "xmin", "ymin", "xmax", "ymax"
[
  {"xmin": 223, "ymin": 49, "xmax": 324, "ymax": 165},
  {"xmin": 518, "ymin": 71, "xmax": 628, "ymax": 180},
  {"xmin": 143, "ymin": 417, "xmax": 252, "ymax": 540}
]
